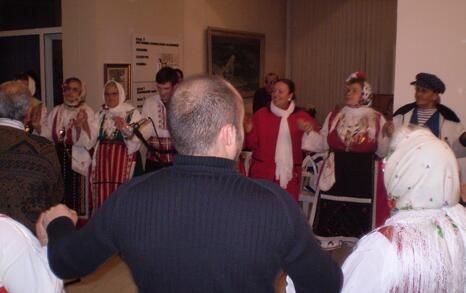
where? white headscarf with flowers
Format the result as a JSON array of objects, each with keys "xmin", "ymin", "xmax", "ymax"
[
  {"xmin": 372, "ymin": 126, "xmax": 466, "ymax": 293},
  {"xmin": 384, "ymin": 126, "xmax": 460, "ymax": 210},
  {"xmin": 345, "ymin": 71, "xmax": 373, "ymax": 106}
]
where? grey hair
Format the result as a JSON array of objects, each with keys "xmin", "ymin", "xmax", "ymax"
[
  {"xmin": 0, "ymin": 81, "xmax": 32, "ymax": 121},
  {"xmin": 168, "ymin": 75, "xmax": 243, "ymax": 155}
]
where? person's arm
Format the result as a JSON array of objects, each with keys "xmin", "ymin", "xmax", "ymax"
[
  {"xmin": 244, "ymin": 113, "xmax": 259, "ymax": 150},
  {"xmin": 1, "ymin": 219, "xmax": 64, "ymax": 293},
  {"xmin": 375, "ymin": 115, "xmax": 390, "ymax": 158},
  {"xmin": 301, "ymin": 112, "xmax": 331, "ymax": 153},
  {"xmin": 122, "ymin": 109, "xmax": 143, "ymax": 155},
  {"xmin": 281, "ymin": 192, "xmax": 342, "ymax": 293},
  {"xmin": 43, "ymin": 193, "xmax": 121, "ymax": 279},
  {"xmin": 73, "ymin": 107, "xmax": 98, "ymax": 150},
  {"xmin": 448, "ymin": 122, "xmax": 466, "ymax": 158},
  {"xmin": 341, "ymin": 231, "xmax": 396, "ymax": 293}
]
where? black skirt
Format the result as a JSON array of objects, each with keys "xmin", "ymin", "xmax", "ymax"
[{"xmin": 311, "ymin": 151, "xmax": 375, "ymax": 242}]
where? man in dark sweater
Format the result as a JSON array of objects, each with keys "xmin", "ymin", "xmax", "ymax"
[{"xmin": 37, "ymin": 76, "xmax": 342, "ymax": 292}]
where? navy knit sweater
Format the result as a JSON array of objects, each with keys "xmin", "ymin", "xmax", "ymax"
[{"xmin": 47, "ymin": 155, "xmax": 342, "ymax": 292}]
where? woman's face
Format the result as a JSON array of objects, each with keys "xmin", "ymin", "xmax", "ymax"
[
  {"xmin": 63, "ymin": 81, "xmax": 82, "ymax": 105},
  {"xmin": 104, "ymin": 84, "xmax": 119, "ymax": 108},
  {"xmin": 272, "ymin": 81, "xmax": 293, "ymax": 110},
  {"xmin": 345, "ymin": 82, "xmax": 362, "ymax": 106}
]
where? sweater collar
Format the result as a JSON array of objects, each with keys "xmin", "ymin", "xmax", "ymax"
[
  {"xmin": 173, "ymin": 155, "xmax": 236, "ymax": 172},
  {"xmin": 0, "ymin": 118, "xmax": 25, "ymax": 130}
]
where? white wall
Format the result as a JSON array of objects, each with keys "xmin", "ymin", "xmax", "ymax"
[
  {"xmin": 395, "ymin": 0, "xmax": 466, "ymax": 180},
  {"xmin": 62, "ymin": 0, "xmax": 286, "ymax": 112},
  {"xmin": 394, "ymin": 0, "xmax": 466, "ymax": 122}
]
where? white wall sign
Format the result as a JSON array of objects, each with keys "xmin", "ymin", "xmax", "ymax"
[{"xmin": 132, "ymin": 34, "xmax": 182, "ymax": 108}]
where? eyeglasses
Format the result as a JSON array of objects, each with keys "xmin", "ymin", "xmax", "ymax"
[
  {"xmin": 104, "ymin": 92, "xmax": 119, "ymax": 97},
  {"xmin": 63, "ymin": 86, "xmax": 80, "ymax": 93}
]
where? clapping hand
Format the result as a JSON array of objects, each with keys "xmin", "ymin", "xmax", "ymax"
[
  {"xmin": 73, "ymin": 108, "xmax": 88, "ymax": 128},
  {"xmin": 112, "ymin": 116, "xmax": 127, "ymax": 130}
]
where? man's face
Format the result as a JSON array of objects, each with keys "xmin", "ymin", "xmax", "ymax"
[
  {"xmin": 264, "ymin": 75, "xmax": 278, "ymax": 94},
  {"xmin": 157, "ymin": 82, "xmax": 174, "ymax": 104},
  {"xmin": 414, "ymin": 85, "xmax": 438, "ymax": 109}
]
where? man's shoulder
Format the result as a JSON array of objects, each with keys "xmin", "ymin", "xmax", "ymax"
[
  {"xmin": 393, "ymin": 102, "xmax": 416, "ymax": 117},
  {"xmin": 29, "ymin": 133, "xmax": 53, "ymax": 145},
  {"xmin": 143, "ymin": 94, "xmax": 161, "ymax": 105}
]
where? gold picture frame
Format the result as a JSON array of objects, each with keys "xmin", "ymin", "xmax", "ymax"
[
  {"xmin": 207, "ymin": 27, "xmax": 265, "ymax": 98},
  {"xmin": 104, "ymin": 63, "xmax": 132, "ymax": 100}
]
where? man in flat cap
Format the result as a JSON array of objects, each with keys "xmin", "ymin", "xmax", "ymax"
[{"xmin": 384, "ymin": 72, "xmax": 466, "ymax": 157}]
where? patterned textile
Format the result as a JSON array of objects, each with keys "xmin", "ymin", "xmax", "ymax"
[
  {"xmin": 92, "ymin": 142, "xmax": 137, "ymax": 211},
  {"xmin": 91, "ymin": 109, "xmax": 141, "ymax": 214},
  {"xmin": 0, "ymin": 126, "xmax": 63, "ymax": 232},
  {"xmin": 308, "ymin": 106, "xmax": 387, "ymax": 249},
  {"xmin": 49, "ymin": 104, "xmax": 95, "ymax": 220},
  {"xmin": 147, "ymin": 136, "xmax": 176, "ymax": 165},
  {"xmin": 342, "ymin": 128, "xmax": 465, "ymax": 293}
]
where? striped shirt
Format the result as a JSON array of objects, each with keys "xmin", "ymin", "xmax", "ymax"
[{"xmin": 417, "ymin": 108, "xmax": 437, "ymax": 125}]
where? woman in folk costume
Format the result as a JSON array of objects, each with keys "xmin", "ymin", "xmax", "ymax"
[
  {"xmin": 45, "ymin": 77, "xmax": 97, "ymax": 223},
  {"xmin": 342, "ymin": 127, "xmax": 466, "ymax": 293},
  {"xmin": 302, "ymin": 71, "xmax": 389, "ymax": 249},
  {"xmin": 91, "ymin": 80, "xmax": 143, "ymax": 213},
  {"xmin": 244, "ymin": 79, "xmax": 319, "ymax": 201}
]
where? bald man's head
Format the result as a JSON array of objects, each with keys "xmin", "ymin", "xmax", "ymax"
[
  {"xmin": 0, "ymin": 81, "xmax": 31, "ymax": 122},
  {"xmin": 168, "ymin": 76, "xmax": 244, "ymax": 156}
]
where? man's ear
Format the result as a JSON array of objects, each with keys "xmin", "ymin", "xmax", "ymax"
[{"xmin": 219, "ymin": 124, "xmax": 235, "ymax": 146}]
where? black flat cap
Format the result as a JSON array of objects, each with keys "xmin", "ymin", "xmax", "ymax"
[{"xmin": 410, "ymin": 72, "xmax": 446, "ymax": 94}]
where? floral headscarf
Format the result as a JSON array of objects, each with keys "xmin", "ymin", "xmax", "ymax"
[
  {"xmin": 345, "ymin": 71, "xmax": 373, "ymax": 106},
  {"xmin": 384, "ymin": 126, "xmax": 460, "ymax": 211}
]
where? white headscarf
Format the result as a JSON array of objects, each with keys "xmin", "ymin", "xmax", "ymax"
[
  {"xmin": 27, "ymin": 76, "xmax": 36, "ymax": 97},
  {"xmin": 384, "ymin": 126, "xmax": 460, "ymax": 210},
  {"xmin": 271, "ymin": 101, "xmax": 295, "ymax": 189},
  {"xmin": 379, "ymin": 126, "xmax": 466, "ymax": 292},
  {"xmin": 103, "ymin": 80, "xmax": 134, "ymax": 113}
]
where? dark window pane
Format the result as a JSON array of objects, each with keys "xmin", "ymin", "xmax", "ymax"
[
  {"xmin": 0, "ymin": 35, "xmax": 42, "ymax": 101},
  {"xmin": 0, "ymin": 0, "xmax": 61, "ymax": 31},
  {"xmin": 53, "ymin": 39, "xmax": 63, "ymax": 106}
]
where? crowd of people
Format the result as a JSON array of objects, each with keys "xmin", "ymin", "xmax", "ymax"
[{"xmin": 0, "ymin": 66, "xmax": 465, "ymax": 292}]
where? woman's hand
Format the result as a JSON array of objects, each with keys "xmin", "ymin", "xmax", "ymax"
[
  {"xmin": 243, "ymin": 115, "xmax": 253, "ymax": 134},
  {"xmin": 382, "ymin": 121, "xmax": 394, "ymax": 138},
  {"xmin": 297, "ymin": 119, "xmax": 313, "ymax": 134},
  {"xmin": 113, "ymin": 116, "xmax": 127, "ymax": 130},
  {"xmin": 74, "ymin": 109, "xmax": 91, "ymax": 138}
]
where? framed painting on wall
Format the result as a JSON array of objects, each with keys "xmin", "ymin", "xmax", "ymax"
[
  {"xmin": 207, "ymin": 27, "xmax": 265, "ymax": 98},
  {"xmin": 104, "ymin": 63, "xmax": 132, "ymax": 100}
]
